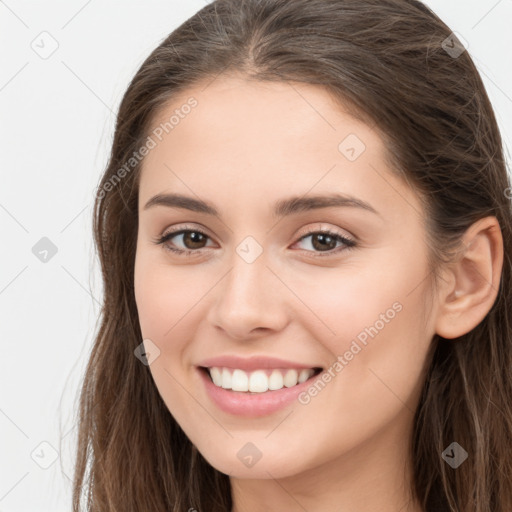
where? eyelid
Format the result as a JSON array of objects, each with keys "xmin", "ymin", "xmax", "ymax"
[
  {"xmin": 294, "ymin": 223, "xmax": 355, "ymax": 242},
  {"xmin": 160, "ymin": 222, "xmax": 213, "ymax": 240}
]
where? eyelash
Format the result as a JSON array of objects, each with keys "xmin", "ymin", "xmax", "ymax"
[{"xmin": 153, "ymin": 225, "xmax": 357, "ymax": 258}]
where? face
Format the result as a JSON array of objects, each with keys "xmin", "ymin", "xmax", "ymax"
[{"xmin": 134, "ymin": 75, "xmax": 438, "ymax": 480}]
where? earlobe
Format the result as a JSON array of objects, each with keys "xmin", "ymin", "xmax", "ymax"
[{"xmin": 435, "ymin": 216, "xmax": 504, "ymax": 340}]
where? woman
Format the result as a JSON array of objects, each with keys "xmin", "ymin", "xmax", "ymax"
[{"xmin": 73, "ymin": 0, "xmax": 512, "ymax": 510}]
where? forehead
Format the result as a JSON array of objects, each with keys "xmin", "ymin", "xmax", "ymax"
[
  {"xmin": 144, "ymin": 75, "xmax": 378, "ymax": 163},
  {"xmin": 138, "ymin": 76, "xmax": 421, "ymax": 222}
]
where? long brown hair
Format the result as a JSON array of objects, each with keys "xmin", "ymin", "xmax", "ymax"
[{"xmin": 72, "ymin": 0, "xmax": 512, "ymax": 510}]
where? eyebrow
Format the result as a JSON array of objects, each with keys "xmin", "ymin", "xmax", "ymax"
[{"xmin": 143, "ymin": 192, "xmax": 379, "ymax": 218}]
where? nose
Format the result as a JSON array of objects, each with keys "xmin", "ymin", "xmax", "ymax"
[{"xmin": 206, "ymin": 251, "xmax": 290, "ymax": 340}]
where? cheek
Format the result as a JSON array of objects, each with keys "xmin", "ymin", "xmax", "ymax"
[
  {"xmin": 133, "ymin": 254, "xmax": 203, "ymax": 415},
  {"xmin": 318, "ymin": 247, "xmax": 431, "ymax": 349},
  {"xmin": 287, "ymin": 262, "xmax": 408, "ymax": 352},
  {"xmin": 322, "ymin": 271, "xmax": 430, "ymax": 415},
  {"xmin": 134, "ymin": 264, "xmax": 170, "ymax": 338},
  {"xmin": 134, "ymin": 251, "xmax": 202, "ymax": 339},
  {"xmin": 299, "ymin": 252, "xmax": 432, "ymax": 395}
]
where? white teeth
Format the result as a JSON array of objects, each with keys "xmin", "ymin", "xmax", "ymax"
[
  {"xmin": 298, "ymin": 369, "xmax": 311, "ymax": 383},
  {"xmin": 207, "ymin": 367, "xmax": 316, "ymax": 392},
  {"xmin": 283, "ymin": 369, "xmax": 298, "ymax": 387},
  {"xmin": 221, "ymin": 368, "xmax": 232, "ymax": 389},
  {"xmin": 210, "ymin": 367, "xmax": 223, "ymax": 386},
  {"xmin": 268, "ymin": 370, "xmax": 284, "ymax": 390},
  {"xmin": 249, "ymin": 370, "xmax": 269, "ymax": 392},
  {"xmin": 231, "ymin": 369, "xmax": 249, "ymax": 391}
]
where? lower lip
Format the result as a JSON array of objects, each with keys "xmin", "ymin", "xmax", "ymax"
[{"xmin": 197, "ymin": 367, "xmax": 320, "ymax": 417}]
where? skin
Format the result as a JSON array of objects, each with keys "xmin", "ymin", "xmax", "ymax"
[{"xmin": 134, "ymin": 75, "xmax": 503, "ymax": 512}]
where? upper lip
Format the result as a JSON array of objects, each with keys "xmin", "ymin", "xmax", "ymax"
[{"xmin": 198, "ymin": 355, "xmax": 322, "ymax": 372}]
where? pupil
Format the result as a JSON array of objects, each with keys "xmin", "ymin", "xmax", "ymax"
[
  {"xmin": 313, "ymin": 234, "xmax": 336, "ymax": 251},
  {"xmin": 185, "ymin": 231, "xmax": 205, "ymax": 249}
]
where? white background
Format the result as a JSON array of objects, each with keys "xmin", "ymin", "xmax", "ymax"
[{"xmin": 1, "ymin": 1, "xmax": 511, "ymax": 510}]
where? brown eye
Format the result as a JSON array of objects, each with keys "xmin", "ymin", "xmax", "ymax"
[
  {"xmin": 310, "ymin": 233, "xmax": 339, "ymax": 251},
  {"xmin": 294, "ymin": 230, "xmax": 356, "ymax": 256},
  {"xmin": 156, "ymin": 229, "xmax": 214, "ymax": 254},
  {"xmin": 180, "ymin": 231, "xmax": 208, "ymax": 249}
]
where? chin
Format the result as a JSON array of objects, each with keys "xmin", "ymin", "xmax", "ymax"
[{"xmin": 194, "ymin": 438, "xmax": 312, "ymax": 480}]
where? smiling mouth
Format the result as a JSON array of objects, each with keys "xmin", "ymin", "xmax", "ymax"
[{"xmin": 199, "ymin": 366, "xmax": 323, "ymax": 393}]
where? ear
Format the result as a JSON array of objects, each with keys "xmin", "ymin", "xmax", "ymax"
[{"xmin": 435, "ymin": 216, "xmax": 504, "ymax": 339}]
